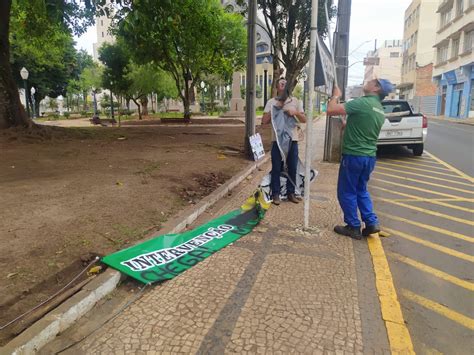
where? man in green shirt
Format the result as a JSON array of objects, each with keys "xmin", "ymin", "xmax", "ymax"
[{"xmin": 327, "ymin": 78, "xmax": 394, "ymax": 239}]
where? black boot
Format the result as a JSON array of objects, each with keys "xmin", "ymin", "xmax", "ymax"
[
  {"xmin": 362, "ymin": 224, "xmax": 381, "ymax": 237},
  {"xmin": 334, "ymin": 225, "xmax": 362, "ymax": 240}
]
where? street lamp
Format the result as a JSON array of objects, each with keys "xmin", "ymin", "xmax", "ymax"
[
  {"xmin": 200, "ymin": 81, "xmax": 206, "ymax": 112},
  {"xmin": 30, "ymin": 87, "xmax": 36, "ymax": 119},
  {"xmin": 262, "ymin": 57, "xmax": 270, "ymax": 107},
  {"xmin": 109, "ymin": 81, "xmax": 115, "ymax": 119},
  {"xmin": 20, "ymin": 67, "xmax": 30, "ymax": 118}
]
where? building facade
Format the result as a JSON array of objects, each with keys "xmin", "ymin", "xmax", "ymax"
[
  {"xmin": 363, "ymin": 40, "xmax": 403, "ymax": 98},
  {"xmin": 399, "ymin": 0, "xmax": 440, "ymax": 107},
  {"xmin": 433, "ymin": 0, "xmax": 474, "ymax": 118},
  {"xmin": 92, "ymin": 13, "xmax": 115, "ymax": 61}
]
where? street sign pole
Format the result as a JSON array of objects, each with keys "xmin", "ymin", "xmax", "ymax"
[{"xmin": 303, "ymin": 0, "xmax": 319, "ymax": 229}]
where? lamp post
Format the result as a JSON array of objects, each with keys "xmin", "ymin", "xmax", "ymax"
[
  {"xmin": 30, "ymin": 87, "xmax": 36, "ymax": 119},
  {"xmin": 262, "ymin": 57, "xmax": 270, "ymax": 107},
  {"xmin": 109, "ymin": 81, "xmax": 114, "ymax": 119},
  {"xmin": 20, "ymin": 67, "xmax": 30, "ymax": 118},
  {"xmin": 200, "ymin": 81, "xmax": 205, "ymax": 112}
]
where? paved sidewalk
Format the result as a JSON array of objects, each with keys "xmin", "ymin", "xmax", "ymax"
[{"xmin": 47, "ymin": 119, "xmax": 390, "ymax": 354}]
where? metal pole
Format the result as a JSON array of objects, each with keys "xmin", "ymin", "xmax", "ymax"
[
  {"xmin": 110, "ymin": 90, "xmax": 114, "ymax": 119},
  {"xmin": 333, "ymin": 0, "xmax": 352, "ymax": 101},
  {"xmin": 23, "ymin": 80, "xmax": 30, "ymax": 118},
  {"xmin": 93, "ymin": 90, "xmax": 98, "ymax": 116},
  {"xmin": 304, "ymin": 0, "xmax": 319, "ymax": 229},
  {"xmin": 263, "ymin": 69, "xmax": 268, "ymax": 107},
  {"xmin": 244, "ymin": 0, "xmax": 257, "ymax": 159}
]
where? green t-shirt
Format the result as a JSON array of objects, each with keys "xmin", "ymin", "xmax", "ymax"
[{"xmin": 342, "ymin": 95, "xmax": 385, "ymax": 157}]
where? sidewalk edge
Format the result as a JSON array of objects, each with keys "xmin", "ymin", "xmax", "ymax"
[{"xmin": 1, "ymin": 154, "xmax": 270, "ymax": 355}]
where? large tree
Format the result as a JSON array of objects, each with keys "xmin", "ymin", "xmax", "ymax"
[
  {"xmin": 257, "ymin": 0, "xmax": 335, "ymax": 92},
  {"xmin": 118, "ymin": 0, "xmax": 246, "ymax": 121},
  {"xmin": 0, "ymin": 0, "xmax": 106, "ymax": 129}
]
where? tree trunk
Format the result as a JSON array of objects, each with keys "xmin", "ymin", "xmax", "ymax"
[
  {"xmin": 183, "ymin": 77, "xmax": 191, "ymax": 122},
  {"xmin": 132, "ymin": 98, "xmax": 142, "ymax": 120},
  {"xmin": 140, "ymin": 97, "xmax": 148, "ymax": 117},
  {"xmin": 83, "ymin": 91, "xmax": 87, "ymax": 111},
  {"xmin": 0, "ymin": 0, "xmax": 32, "ymax": 129}
]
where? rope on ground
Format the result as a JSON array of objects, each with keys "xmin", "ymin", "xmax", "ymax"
[
  {"xmin": 0, "ymin": 256, "xmax": 100, "ymax": 331},
  {"xmin": 55, "ymin": 282, "xmax": 151, "ymax": 354}
]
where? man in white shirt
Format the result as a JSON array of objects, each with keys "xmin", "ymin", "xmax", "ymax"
[{"xmin": 261, "ymin": 78, "xmax": 306, "ymax": 205}]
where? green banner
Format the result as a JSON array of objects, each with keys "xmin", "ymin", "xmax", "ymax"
[{"xmin": 102, "ymin": 190, "xmax": 269, "ymax": 284}]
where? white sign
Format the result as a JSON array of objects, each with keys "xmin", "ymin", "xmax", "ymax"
[{"xmin": 249, "ymin": 133, "xmax": 265, "ymax": 161}]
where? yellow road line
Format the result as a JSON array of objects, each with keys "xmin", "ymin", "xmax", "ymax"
[
  {"xmin": 383, "ymin": 227, "xmax": 474, "ymax": 263},
  {"xmin": 378, "ymin": 212, "xmax": 474, "ymax": 243},
  {"xmin": 372, "ymin": 178, "xmax": 471, "ymax": 200},
  {"xmin": 376, "ymin": 166, "xmax": 474, "ymax": 187},
  {"xmin": 381, "ymin": 158, "xmax": 453, "ymax": 171},
  {"xmin": 390, "ymin": 253, "xmax": 474, "ymax": 291},
  {"xmin": 426, "ymin": 151, "xmax": 474, "ymax": 184},
  {"xmin": 371, "ymin": 185, "xmax": 474, "ymax": 213},
  {"xmin": 377, "ymin": 161, "xmax": 465, "ymax": 179},
  {"xmin": 374, "ymin": 171, "xmax": 474, "ymax": 195},
  {"xmin": 367, "ymin": 235, "xmax": 415, "ymax": 354},
  {"xmin": 402, "ymin": 289, "xmax": 474, "ymax": 330},
  {"xmin": 389, "ymin": 198, "xmax": 473, "ymax": 202},
  {"xmin": 375, "ymin": 198, "xmax": 474, "ymax": 226}
]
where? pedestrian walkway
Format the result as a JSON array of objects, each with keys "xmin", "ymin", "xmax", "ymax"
[{"xmin": 43, "ymin": 119, "xmax": 392, "ymax": 354}]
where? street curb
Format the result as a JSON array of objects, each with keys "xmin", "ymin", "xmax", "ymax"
[
  {"xmin": 1, "ymin": 154, "xmax": 271, "ymax": 355},
  {"xmin": 428, "ymin": 116, "xmax": 474, "ymax": 126}
]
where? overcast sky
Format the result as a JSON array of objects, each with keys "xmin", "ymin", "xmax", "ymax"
[{"xmin": 74, "ymin": 0, "xmax": 412, "ymax": 87}]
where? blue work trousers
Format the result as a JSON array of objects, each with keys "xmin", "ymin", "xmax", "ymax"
[
  {"xmin": 271, "ymin": 141, "xmax": 298, "ymax": 196},
  {"xmin": 337, "ymin": 154, "xmax": 379, "ymax": 228}
]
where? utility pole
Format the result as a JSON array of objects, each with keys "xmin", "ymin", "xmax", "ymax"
[
  {"xmin": 244, "ymin": 0, "xmax": 257, "ymax": 159},
  {"xmin": 303, "ymin": 0, "xmax": 319, "ymax": 229},
  {"xmin": 333, "ymin": 0, "xmax": 352, "ymax": 101}
]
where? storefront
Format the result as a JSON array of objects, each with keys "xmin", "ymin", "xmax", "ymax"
[{"xmin": 435, "ymin": 64, "xmax": 474, "ymax": 118}]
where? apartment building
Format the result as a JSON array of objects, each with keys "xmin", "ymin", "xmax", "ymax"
[
  {"xmin": 363, "ymin": 40, "xmax": 402, "ymax": 98},
  {"xmin": 432, "ymin": 0, "xmax": 474, "ymax": 118},
  {"xmin": 399, "ymin": 0, "xmax": 439, "ymax": 115}
]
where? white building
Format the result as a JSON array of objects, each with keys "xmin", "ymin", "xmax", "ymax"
[{"xmin": 92, "ymin": 12, "xmax": 115, "ymax": 62}]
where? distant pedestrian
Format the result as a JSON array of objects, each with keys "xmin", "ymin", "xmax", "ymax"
[
  {"xmin": 261, "ymin": 78, "xmax": 306, "ymax": 205},
  {"xmin": 327, "ymin": 78, "xmax": 394, "ymax": 239}
]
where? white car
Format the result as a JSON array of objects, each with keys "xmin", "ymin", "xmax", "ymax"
[{"xmin": 378, "ymin": 100, "xmax": 428, "ymax": 156}]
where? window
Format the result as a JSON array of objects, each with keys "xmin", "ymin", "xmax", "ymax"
[
  {"xmin": 381, "ymin": 102, "xmax": 411, "ymax": 114},
  {"xmin": 464, "ymin": 30, "xmax": 473, "ymax": 53},
  {"xmin": 414, "ymin": 31, "xmax": 418, "ymax": 44},
  {"xmin": 101, "ymin": 31, "xmax": 104, "ymax": 38},
  {"xmin": 440, "ymin": 9, "xmax": 452, "ymax": 28},
  {"xmin": 437, "ymin": 45, "xmax": 448, "ymax": 63},
  {"xmin": 101, "ymin": 20, "xmax": 103, "ymax": 26},
  {"xmin": 390, "ymin": 52, "xmax": 399, "ymax": 58},
  {"xmin": 456, "ymin": 0, "xmax": 464, "ymax": 16},
  {"xmin": 451, "ymin": 37, "xmax": 460, "ymax": 57}
]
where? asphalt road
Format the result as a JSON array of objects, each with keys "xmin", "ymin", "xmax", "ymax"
[
  {"xmin": 425, "ymin": 119, "xmax": 474, "ymax": 176},
  {"xmin": 373, "ymin": 138, "xmax": 474, "ymax": 354}
]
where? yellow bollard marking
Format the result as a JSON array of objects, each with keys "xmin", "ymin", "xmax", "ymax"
[
  {"xmin": 375, "ymin": 198, "xmax": 474, "ymax": 226},
  {"xmin": 371, "ymin": 185, "xmax": 474, "ymax": 213},
  {"xmin": 383, "ymin": 227, "xmax": 474, "ymax": 263},
  {"xmin": 374, "ymin": 172, "xmax": 474, "ymax": 195},
  {"xmin": 390, "ymin": 252, "xmax": 474, "ymax": 291},
  {"xmin": 367, "ymin": 234, "xmax": 415, "ymax": 354},
  {"xmin": 402, "ymin": 289, "xmax": 474, "ymax": 330},
  {"xmin": 372, "ymin": 177, "xmax": 472, "ymax": 200},
  {"xmin": 376, "ymin": 166, "xmax": 474, "ymax": 187},
  {"xmin": 377, "ymin": 212, "xmax": 474, "ymax": 243}
]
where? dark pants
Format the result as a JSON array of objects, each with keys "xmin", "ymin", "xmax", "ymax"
[
  {"xmin": 337, "ymin": 154, "xmax": 378, "ymax": 228},
  {"xmin": 271, "ymin": 141, "xmax": 298, "ymax": 196}
]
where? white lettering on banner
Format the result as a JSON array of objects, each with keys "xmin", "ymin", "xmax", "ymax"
[{"xmin": 120, "ymin": 224, "xmax": 235, "ymax": 272}]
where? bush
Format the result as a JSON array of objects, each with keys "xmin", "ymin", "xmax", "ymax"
[
  {"xmin": 80, "ymin": 110, "xmax": 88, "ymax": 117},
  {"xmin": 216, "ymin": 106, "xmax": 229, "ymax": 115},
  {"xmin": 257, "ymin": 106, "xmax": 264, "ymax": 111},
  {"xmin": 63, "ymin": 112, "xmax": 70, "ymax": 119}
]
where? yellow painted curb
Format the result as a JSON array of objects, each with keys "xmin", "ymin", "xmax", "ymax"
[{"xmin": 367, "ymin": 234, "xmax": 415, "ymax": 354}]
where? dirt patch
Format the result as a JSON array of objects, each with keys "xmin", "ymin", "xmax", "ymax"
[{"xmin": 0, "ymin": 123, "xmax": 271, "ymax": 345}]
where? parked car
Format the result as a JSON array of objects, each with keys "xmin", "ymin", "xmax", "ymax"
[{"xmin": 378, "ymin": 100, "xmax": 428, "ymax": 156}]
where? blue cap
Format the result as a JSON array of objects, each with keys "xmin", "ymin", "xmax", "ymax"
[{"xmin": 377, "ymin": 79, "xmax": 395, "ymax": 97}]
